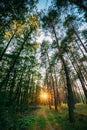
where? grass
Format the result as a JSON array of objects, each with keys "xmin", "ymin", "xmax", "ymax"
[
  {"xmin": 15, "ymin": 113, "xmax": 36, "ymax": 130},
  {"xmin": 46, "ymin": 103, "xmax": 87, "ymax": 130},
  {"xmin": 10, "ymin": 104, "xmax": 87, "ymax": 130},
  {"xmin": 75, "ymin": 103, "xmax": 87, "ymax": 115},
  {"xmin": 36, "ymin": 116, "xmax": 47, "ymax": 130}
]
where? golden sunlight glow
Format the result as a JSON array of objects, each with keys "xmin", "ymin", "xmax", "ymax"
[
  {"xmin": 42, "ymin": 93, "xmax": 47, "ymax": 99},
  {"xmin": 40, "ymin": 92, "xmax": 48, "ymax": 100}
]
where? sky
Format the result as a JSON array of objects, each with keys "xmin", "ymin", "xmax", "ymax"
[
  {"xmin": 36, "ymin": 0, "xmax": 53, "ymax": 43},
  {"xmin": 37, "ymin": 0, "xmax": 52, "ymax": 11},
  {"xmin": 36, "ymin": 31, "xmax": 52, "ymax": 43}
]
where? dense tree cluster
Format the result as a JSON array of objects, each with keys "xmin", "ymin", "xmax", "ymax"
[
  {"xmin": 0, "ymin": 1, "xmax": 41, "ymax": 129},
  {"xmin": 40, "ymin": 0, "xmax": 87, "ymax": 122},
  {"xmin": 0, "ymin": 0, "xmax": 87, "ymax": 129}
]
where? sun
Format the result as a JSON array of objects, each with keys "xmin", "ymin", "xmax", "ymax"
[
  {"xmin": 42, "ymin": 93, "xmax": 47, "ymax": 99},
  {"xmin": 40, "ymin": 92, "xmax": 48, "ymax": 100}
]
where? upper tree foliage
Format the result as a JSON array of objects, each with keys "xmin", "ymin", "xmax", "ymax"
[{"xmin": 55, "ymin": 0, "xmax": 87, "ymax": 11}]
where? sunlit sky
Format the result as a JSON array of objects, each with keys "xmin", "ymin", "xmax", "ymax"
[
  {"xmin": 37, "ymin": 0, "xmax": 52, "ymax": 11},
  {"xmin": 36, "ymin": 31, "xmax": 52, "ymax": 43}
]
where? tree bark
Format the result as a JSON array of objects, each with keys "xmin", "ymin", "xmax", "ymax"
[
  {"xmin": 0, "ymin": 30, "xmax": 17, "ymax": 61},
  {"xmin": 72, "ymin": 25, "xmax": 87, "ymax": 53},
  {"xmin": 52, "ymin": 25, "xmax": 75, "ymax": 122},
  {"xmin": 67, "ymin": 53, "xmax": 87, "ymax": 103},
  {"xmin": 46, "ymin": 51, "xmax": 58, "ymax": 111}
]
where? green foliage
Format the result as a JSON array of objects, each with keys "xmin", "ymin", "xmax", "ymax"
[
  {"xmin": 15, "ymin": 115, "xmax": 36, "ymax": 130},
  {"xmin": 82, "ymin": 29, "xmax": 87, "ymax": 37},
  {"xmin": 51, "ymin": 40, "xmax": 57, "ymax": 48},
  {"xmin": 0, "ymin": 105, "xmax": 15, "ymax": 129},
  {"xmin": 84, "ymin": 12, "xmax": 87, "ymax": 21},
  {"xmin": 60, "ymin": 37, "xmax": 71, "ymax": 54},
  {"xmin": 46, "ymin": 104, "xmax": 87, "ymax": 130},
  {"xmin": 63, "ymin": 15, "xmax": 76, "ymax": 27},
  {"xmin": 37, "ymin": 116, "xmax": 47, "ymax": 129},
  {"xmin": 41, "ymin": 9, "xmax": 58, "ymax": 28},
  {"xmin": 50, "ymin": 52, "xmax": 59, "ymax": 65},
  {"xmin": 55, "ymin": 0, "xmax": 68, "ymax": 7},
  {"xmin": 55, "ymin": 0, "xmax": 87, "ymax": 11}
]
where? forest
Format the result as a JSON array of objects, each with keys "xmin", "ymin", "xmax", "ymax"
[{"xmin": 0, "ymin": 0, "xmax": 87, "ymax": 130}]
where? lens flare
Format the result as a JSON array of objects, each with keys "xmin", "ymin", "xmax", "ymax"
[{"xmin": 40, "ymin": 92, "xmax": 48, "ymax": 100}]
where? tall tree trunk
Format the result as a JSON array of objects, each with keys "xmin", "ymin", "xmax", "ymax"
[
  {"xmin": 75, "ymin": 82, "xmax": 85, "ymax": 104},
  {"xmin": 46, "ymin": 51, "xmax": 58, "ymax": 111},
  {"xmin": 67, "ymin": 53, "xmax": 87, "ymax": 103},
  {"xmin": 70, "ymin": 51, "xmax": 87, "ymax": 87},
  {"xmin": 73, "ymin": 41, "xmax": 87, "ymax": 78},
  {"xmin": 46, "ymin": 73, "xmax": 52, "ymax": 109},
  {"xmin": 51, "ymin": 74, "xmax": 58, "ymax": 111},
  {"xmin": 72, "ymin": 25, "xmax": 87, "ymax": 53},
  {"xmin": 14, "ymin": 70, "xmax": 24, "ymax": 107},
  {"xmin": 75, "ymin": 39, "xmax": 87, "ymax": 61},
  {"xmin": 53, "ymin": 25, "xmax": 75, "ymax": 122},
  {"xmin": 54, "ymin": 68, "xmax": 61, "ymax": 105},
  {"xmin": 0, "ymin": 30, "xmax": 17, "ymax": 61},
  {"xmin": 8, "ymin": 69, "xmax": 17, "ymax": 104}
]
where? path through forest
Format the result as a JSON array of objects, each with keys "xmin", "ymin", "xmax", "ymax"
[
  {"xmin": 34, "ymin": 106, "xmax": 61, "ymax": 130},
  {"xmin": 31, "ymin": 106, "xmax": 61, "ymax": 130}
]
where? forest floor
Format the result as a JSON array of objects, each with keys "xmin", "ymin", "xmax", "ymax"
[{"xmin": 15, "ymin": 104, "xmax": 87, "ymax": 130}]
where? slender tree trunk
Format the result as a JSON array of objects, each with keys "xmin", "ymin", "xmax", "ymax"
[
  {"xmin": 67, "ymin": 53, "xmax": 87, "ymax": 103},
  {"xmin": 0, "ymin": 30, "xmax": 17, "ymax": 61},
  {"xmin": 23, "ymin": 73, "xmax": 32, "ymax": 106},
  {"xmin": 52, "ymin": 25, "xmax": 75, "ymax": 122},
  {"xmin": 14, "ymin": 70, "xmax": 24, "ymax": 107},
  {"xmin": 27, "ymin": 74, "xmax": 31, "ymax": 104},
  {"xmin": 8, "ymin": 69, "xmax": 17, "ymax": 104},
  {"xmin": 75, "ymin": 39, "xmax": 87, "ymax": 61},
  {"xmin": 72, "ymin": 25, "xmax": 87, "ymax": 53},
  {"xmin": 75, "ymin": 82, "xmax": 85, "ymax": 104},
  {"xmin": 70, "ymin": 51, "xmax": 87, "ymax": 87},
  {"xmin": 46, "ymin": 73, "xmax": 52, "ymax": 109},
  {"xmin": 46, "ymin": 51, "xmax": 58, "ymax": 111},
  {"xmin": 54, "ymin": 68, "xmax": 61, "ymax": 105},
  {"xmin": 28, "ymin": 74, "xmax": 35, "ymax": 104},
  {"xmin": 51, "ymin": 74, "xmax": 58, "ymax": 111},
  {"xmin": 60, "ymin": 69, "xmax": 67, "ymax": 103},
  {"xmin": 73, "ymin": 41, "xmax": 87, "ymax": 78}
]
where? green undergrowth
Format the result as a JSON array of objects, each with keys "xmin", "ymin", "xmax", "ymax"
[
  {"xmin": 46, "ymin": 104, "xmax": 87, "ymax": 130},
  {"xmin": 14, "ymin": 105, "xmax": 41, "ymax": 130},
  {"xmin": 0, "ymin": 105, "xmax": 40, "ymax": 130},
  {"xmin": 75, "ymin": 104, "xmax": 87, "ymax": 115},
  {"xmin": 36, "ymin": 116, "xmax": 47, "ymax": 130},
  {"xmin": 15, "ymin": 114, "xmax": 36, "ymax": 130},
  {"xmin": 0, "ymin": 104, "xmax": 87, "ymax": 130}
]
